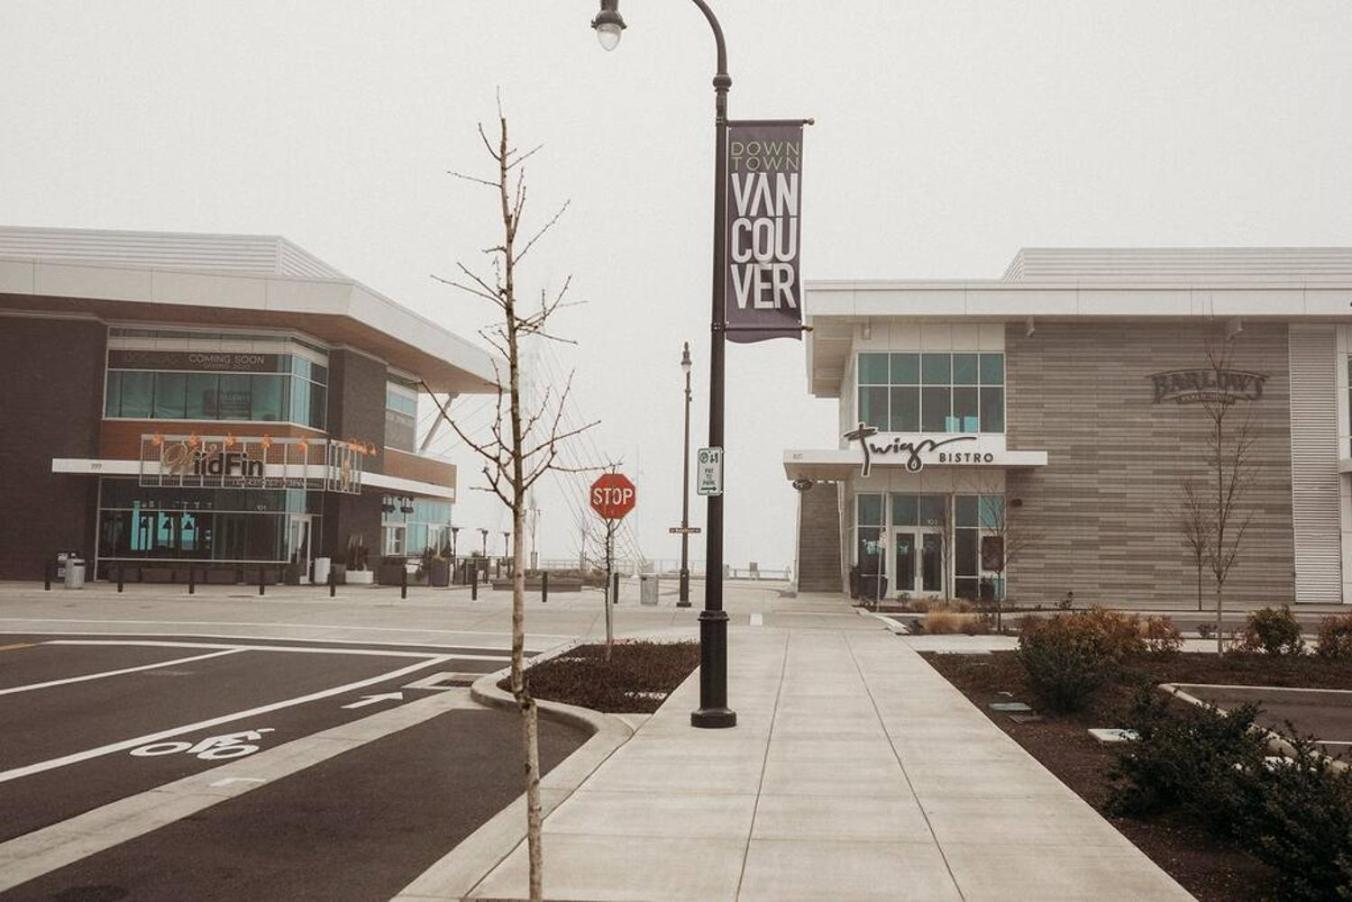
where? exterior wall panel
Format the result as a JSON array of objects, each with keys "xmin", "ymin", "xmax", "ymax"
[
  {"xmin": 1005, "ymin": 321, "xmax": 1296, "ymax": 608},
  {"xmin": 797, "ymin": 482, "xmax": 843, "ymax": 592},
  {"xmin": 1287, "ymin": 325, "xmax": 1343, "ymax": 603}
]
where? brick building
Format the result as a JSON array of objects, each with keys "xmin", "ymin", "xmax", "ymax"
[
  {"xmin": 0, "ymin": 227, "xmax": 495, "ymax": 583},
  {"xmin": 787, "ymin": 248, "xmax": 1352, "ymax": 608}
]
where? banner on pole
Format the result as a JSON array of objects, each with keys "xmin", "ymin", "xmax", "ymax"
[{"xmin": 724, "ymin": 119, "xmax": 806, "ymax": 343}]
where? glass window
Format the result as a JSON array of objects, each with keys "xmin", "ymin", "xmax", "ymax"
[
  {"xmin": 153, "ymin": 373, "xmax": 187, "ymax": 419},
  {"xmin": 857, "ymin": 527, "xmax": 882, "ymax": 572},
  {"xmin": 218, "ymin": 374, "xmax": 252, "ymax": 420},
  {"xmin": 889, "ymin": 387, "xmax": 919, "ymax": 432},
  {"xmin": 185, "ymin": 374, "xmax": 219, "ymax": 419},
  {"xmin": 920, "ymin": 387, "xmax": 950, "ymax": 432},
  {"xmin": 979, "ymin": 495, "xmax": 1005, "ymax": 529},
  {"xmin": 291, "ymin": 378, "xmax": 311, "ymax": 427},
  {"xmin": 921, "ymin": 354, "xmax": 951, "ymax": 385},
  {"xmin": 858, "ymin": 353, "xmax": 890, "ymax": 385},
  {"xmin": 918, "ymin": 495, "xmax": 946, "ymax": 526},
  {"xmin": 890, "ymin": 353, "xmax": 919, "ymax": 385},
  {"xmin": 891, "ymin": 494, "xmax": 918, "ymax": 527},
  {"xmin": 955, "ymin": 528, "xmax": 979, "ymax": 577},
  {"xmin": 954, "ymin": 495, "xmax": 979, "ymax": 528},
  {"xmin": 104, "ymin": 371, "xmax": 121, "ymax": 417},
  {"xmin": 859, "ymin": 387, "xmax": 888, "ymax": 430},
  {"xmin": 980, "ymin": 387, "xmax": 1005, "ymax": 433},
  {"xmin": 857, "ymin": 494, "xmax": 883, "ymax": 526},
  {"xmin": 953, "ymin": 387, "xmax": 979, "ymax": 433},
  {"xmin": 310, "ymin": 384, "xmax": 327, "ymax": 430},
  {"xmin": 952, "ymin": 354, "xmax": 979, "ymax": 385},
  {"xmin": 118, "ymin": 372, "xmax": 153, "ymax": 418},
  {"xmin": 980, "ymin": 353, "xmax": 1004, "ymax": 385},
  {"xmin": 251, "ymin": 375, "xmax": 287, "ymax": 422}
]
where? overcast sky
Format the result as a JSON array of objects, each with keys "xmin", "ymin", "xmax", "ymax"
[{"xmin": 3, "ymin": 1, "xmax": 1350, "ymax": 571}]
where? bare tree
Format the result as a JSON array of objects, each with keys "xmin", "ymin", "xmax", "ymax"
[
  {"xmin": 1177, "ymin": 478, "xmax": 1212, "ymax": 612},
  {"xmin": 977, "ymin": 494, "xmax": 1038, "ymax": 633},
  {"xmin": 431, "ymin": 104, "xmax": 596, "ymax": 902},
  {"xmin": 1198, "ymin": 336, "xmax": 1261, "ymax": 654}
]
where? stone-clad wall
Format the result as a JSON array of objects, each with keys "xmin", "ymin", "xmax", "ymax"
[
  {"xmin": 797, "ymin": 481, "xmax": 843, "ymax": 592},
  {"xmin": 1005, "ymin": 321, "xmax": 1296, "ymax": 608}
]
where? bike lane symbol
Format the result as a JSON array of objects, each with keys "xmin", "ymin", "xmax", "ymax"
[{"xmin": 130, "ymin": 728, "xmax": 275, "ymax": 761}]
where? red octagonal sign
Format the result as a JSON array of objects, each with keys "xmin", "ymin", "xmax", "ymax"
[{"xmin": 590, "ymin": 472, "xmax": 637, "ymax": 521}]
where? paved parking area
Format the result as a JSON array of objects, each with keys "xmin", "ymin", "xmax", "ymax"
[
  {"xmin": 0, "ymin": 634, "xmax": 586, "ymax": 900},
  {"xmin": 1176, "ymin": 683, "xmax": 1352, "ymax": 756}
]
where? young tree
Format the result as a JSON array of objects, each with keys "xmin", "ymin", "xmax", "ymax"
[
  {"xmin": 1177, "ymin": 478, "xmax": 1212, "ymax": 612},
  {"xmin": 977, "ymin": 494, "xmax": 1038, "ymax": 632},
  {"xmin": 1197, "ymin": 336, "xmax": 1261, "ymax": 654},
  {"xmin": 432, "ymin": 105, "xmax": 595, "ymax": 902}
]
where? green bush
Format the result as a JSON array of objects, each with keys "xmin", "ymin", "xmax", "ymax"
[
  {"xmin": 1316, "ymin": 614, "xmax": 1352, "ymax": 659},
  {"xmin": 1246, "ymin": 733, "xmax": 1352, "ymax": 901},
  {"xmin": 1238, "ymin": 606, "xmax": 1305, "ymax": 656},
  {"xmin": 1017, "ymin": 608, "xmax": 1134, "ymax": 712},
  {"xmin": 1107, "ymin": 689, "xmax": 1268, "ymax": 838}
]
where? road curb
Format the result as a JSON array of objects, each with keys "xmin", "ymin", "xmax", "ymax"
[
  {"xmin": 856, "ymin": 607, "xmax": 910, "ymax": 635},
  {"xmin": 394, "ymin": 643, "xmax": 636, "ymax": 901}
]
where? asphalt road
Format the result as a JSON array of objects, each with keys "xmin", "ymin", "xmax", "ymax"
[
  {"xmin": 0, "ymin": 634, "xmax": 587, "ymax": 900},
  {"xmin": 1178, "ymin": 683, "xmax": 1352, "ymax": 754}
]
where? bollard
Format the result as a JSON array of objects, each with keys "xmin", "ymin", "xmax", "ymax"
[
  {"xmin": 400, "ymin": 564, "xmax": 408, "ymax": 600},
  {"xmin": 188, "ymin": 567, "xmax": 196, "ymax": 595},
  {"xmin": 117, "ymin": 565, "xmax": 125, "ymax": 593},
  {"xmin": 541, "ymin": 571, "xmax": 548, "ymax": 604},
  {"xmin": 471, "ymin": 566, "xmax": 478, "ymax": 601},
  {"xmin": 612, "ymin": 572, "xmax": 620, "ymax": 605},
  {"xmin": 258, "ymin": 567, "xmax": 266, "ymax": 596},
  {"xmin": 328, "ymin": 566, "xmax": 336, "ymax": 598},
  {"xmin": 44, "ymin": 561, "xmax": 52, "ymax": 591}
]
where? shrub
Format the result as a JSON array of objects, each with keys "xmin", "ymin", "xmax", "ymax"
[
  {"xmin": 923, "ymin": 607, "xmax": 985, "ymax": 635},
  {"xmin": 1243, "ymin": 732, "xmax": 1352, "ymax": 901},
  {"xmin": 1018, "ymin": 613, "xmax": 1110, "ymax": 712},
  {"xmin": 1197, "ymin": 621, "xmax": 1215, "ymax": 640},
  {"xmin": 1316, "ymin": 614, "xmax": 1352, "ymax": 659},
  {"xmin": 1140, "ymin": 616, "xmax": 1183, "ymax": 655},
  {"xmin": 1080, "ymin": 608, "xmax": 1148, "ymax": 658},
  {"xmin": 1238, "ymin": 606, "xmax": 1305, "ymax": 656},
  {"xmin": 1107, "ymin": 689, "xmax": 1268, "ymax": 838}
]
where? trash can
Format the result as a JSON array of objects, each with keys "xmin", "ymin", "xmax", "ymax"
[
  {"xmin": 64, "ymin": 558, "xmax": 86, "ymax": 590},
  {"xmin": 639, "ymin": 574, "xmax": 659, "ymax": 606},
  {"xmin": 313, "ymin": 556, "xmax": 331, "ymax": 586}
]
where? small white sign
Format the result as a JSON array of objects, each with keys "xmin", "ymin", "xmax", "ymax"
[{"xmin": 696, "ymin": 447, "xmax": 723, "ymax": 496}]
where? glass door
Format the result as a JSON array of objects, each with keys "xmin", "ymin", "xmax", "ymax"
[
  {"xmin": 921, "ymin": 534, "xmax": 944, "ymax": 594},
  {"xmin": 894, "ymin": 533, "xmax": 916, "ymax": 596},
  {"xmin": 288, "ymin": 515, "xmax": 312, "ymax": 583}
]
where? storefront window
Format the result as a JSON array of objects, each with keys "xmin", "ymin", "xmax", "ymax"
[
  {"xmin": 855, "ymin": 493, "xmax": 883, "ymax": 573},
  {"xmin": 857, "ymin": 352, "xmax": 1005, "ymax": 435},
  {"xmin": 954, "ymin": 493, "xmax": 1005, "ymax": 601},
  {"xmin": 385, "ymin": 380, "xmax": 418, "ymax": 452},
  {"xmin": 381, "ymin": 495, "xmax": 453, "ymax": 556}
]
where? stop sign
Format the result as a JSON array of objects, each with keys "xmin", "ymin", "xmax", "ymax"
[{"xmin": 590, "ymin": 472, "xmax": 637, "ymax": 520}]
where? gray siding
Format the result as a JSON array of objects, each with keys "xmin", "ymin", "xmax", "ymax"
[{"xmin": 1288, "ymin": 325, "xmax": 1343, "ymax": 603}]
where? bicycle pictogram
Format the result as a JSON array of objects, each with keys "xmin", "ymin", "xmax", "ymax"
[{"xmin": 130, "ymin": 728, "xmax": 275, "ymax": 761}]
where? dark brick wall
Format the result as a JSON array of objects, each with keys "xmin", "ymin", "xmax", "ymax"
[
  {"xmin": 0, "ymin": 316, "xmax": 106, "ymax": 579},
  {"xmin": 322, "ymin": 349, "xmax": 389, "ymax": 561},
  {"xmin": 1005, "ymin": 321, "xmax": 1295, "ymax": 608},
  {"xmin": 797, "ymin": 481, "xmax": 844, "ymax": 592}
]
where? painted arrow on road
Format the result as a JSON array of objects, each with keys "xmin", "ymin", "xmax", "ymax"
[{"xmin": 341, "ymin": 692, "xmax": 404, "ymax": 710}]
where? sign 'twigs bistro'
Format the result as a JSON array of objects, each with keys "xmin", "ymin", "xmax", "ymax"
[{"xmin": 785, "ymin": 247, "xmax": 1352, "ymax": 608}]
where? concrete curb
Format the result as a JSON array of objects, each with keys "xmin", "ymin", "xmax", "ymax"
[
  {"xmin": 1161, "ymin": 682, "xmax": 1349, "ymax": 773},
  {"xmin": 393, "ymin": 643, "xmax": 636, "ymax": 901},
  {"xmin": 856, "ymin": 607, "xmax": 910, "ymax": 635}
]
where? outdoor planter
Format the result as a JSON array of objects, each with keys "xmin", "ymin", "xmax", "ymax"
[
  {"xmin": 426, "ymin": 559, "xmax": 450, "ymax": 587},
  {"xmin": 345, "ymin": 570, "xmax": 374, "ymax": 585}
]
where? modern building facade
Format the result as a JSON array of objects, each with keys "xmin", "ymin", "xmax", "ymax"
[
  {"xmin": 0, "ymin": 227, "xmax": 495, "ymax": 581},
  {"xmin": 787, "ymin": 248, "xmax": 1352, "ymax": 608}
]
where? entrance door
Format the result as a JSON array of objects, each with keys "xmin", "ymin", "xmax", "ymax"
[
  {"xmin": 288, "ymin": 515, "xmax": 313, "ymax": 583},
  {"xmin": 921, "ymin": 534, "xmax": 944, "ymax": 594},
  {"xmin": 894, "ymin": 533, "xmax": 916, "ymax": 596}
]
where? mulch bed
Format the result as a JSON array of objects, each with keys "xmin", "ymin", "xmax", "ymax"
[
  {"xmin": 502, "ymin": 640, "xmax": 700, "ymax": 714},
  {"xmin": 921, "ymin": 651, "xmax": 1352, "ymax": 902}
]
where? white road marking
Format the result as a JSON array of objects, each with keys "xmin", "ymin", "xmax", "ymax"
[
  {"xmin": 0, "ymin": 654, "xmax": 451, "ymax": 784},
  {"xmin": 45, "ymin": 639, "xmax": 513, "ymax": 662},
  {"xmin": 341, "ymin": 692, "xmax": 403, "ymax": 709},
  {"xmin": 750, "ymin": 613, "xmax": 764, "ymax": 626},
  {"xmin": 209, "ymin": 777, "xmax": 266, "ymax": 787},
  {"xmin": 0, "ymin": 648, "xmax": 243, "ymax": 697}
]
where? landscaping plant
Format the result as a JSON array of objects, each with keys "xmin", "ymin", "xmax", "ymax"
[
  {"xmin": 1140, "ymin": 615, "xmax": 1184, "ymax": 655},
  {"xmin": 1316, "ymin": 613, "xmax": 1352, "ymax": 659},
  {"xmin": 1238, "ymin": 606, "xmax": 1305, "ymax": 656}
]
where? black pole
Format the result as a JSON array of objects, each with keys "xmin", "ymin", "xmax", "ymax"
[
  {"xmin": 691, "ymin": 0, "xmax": 736, "ymax": 729},
  {"xmin": 678, "ymin": 342, "xmax": 693, "ymax": 607},
  {"xmin": 188, "ymin": 566, "xmax": 196, "ymax": 595},
  {"xmin": 471, "ymin": 565, "xmax": 478, "ymax": 601},
  {"xmin": 44, "ymin": 560, "xmax": 52, "ymax": 591},
  {"xmin": 117, "ymin": 564, "xmax": 125, "ymax": 593},
  {"xmin": 400, "ymin": 563, "xmax": 408, "ymax": 600},
  {"xmin": 329, "ymin": 566, "xmax": 336, "ymax": 598},
  {"xmin": 258, "ymin": 567, "xmax": 266, "ymax": 596},
  {"xmin": 542, "ymin": 570, "xmax": 549, "ymax": 604}
]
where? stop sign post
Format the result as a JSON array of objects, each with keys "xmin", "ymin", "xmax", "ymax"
[{"xmin": 590, "ymin": 473, "xmax": 636, "ymax": 656}]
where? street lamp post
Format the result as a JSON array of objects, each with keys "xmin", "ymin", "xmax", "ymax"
[
  {"xmin": 594, "ymin": 0, "xmax": 735, "ymax": 729},
  {"xmin": 479, "ymin": 528, "xmax": 489, "ymax": 557},
  {"xmin": 677, "ymin": 342, "xmax": 693, "ymax": 607},
  {"xmin": 449, "ymin": 525, "xmax": 460, "ymax": 583}
]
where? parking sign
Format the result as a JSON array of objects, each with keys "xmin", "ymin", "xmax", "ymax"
[{"xmin": 696, "ymin": 447, "xmax": 723, "ymax": 496}]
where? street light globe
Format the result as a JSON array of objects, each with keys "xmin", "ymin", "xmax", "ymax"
[
  {"xmin": 591, "ymin": 2, "xmax": 625, "ymax": 51},
  {"xmin": 680, "ymin": 341, "xmax": 692, "ymax": 374}
]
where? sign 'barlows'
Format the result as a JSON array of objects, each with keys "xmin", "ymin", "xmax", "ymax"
[{"xmin": 725, "ymin": 120, "xmax": 806, "ymax": 343}]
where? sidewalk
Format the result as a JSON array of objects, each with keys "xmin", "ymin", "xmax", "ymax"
[{"xmin": 400, "ymin": 627, "xmax": 1192, "ymax": 901}]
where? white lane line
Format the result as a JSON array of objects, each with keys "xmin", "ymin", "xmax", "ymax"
[
  {"xmin": 0, "ymin": 649, "xmax": 244, "ymax": 697},
  {"xmin": 750, "ymin": 613, "xmax": 764, "ymax": 626},
  {"xmin": 0, "ymin": 619, "xmax": 569, "ymax": 647},
  {"xmin": 0, "ymin": 654, "xmax": 451, "ymax": 784},
  {"xmin": 44, "ymin": 640, "xmax": 512, "ymax": 663}
]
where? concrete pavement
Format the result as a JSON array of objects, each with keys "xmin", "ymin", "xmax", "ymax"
[{"xmin": 403, "ymin": 627, "xmax": 1192, "ymax": 902}]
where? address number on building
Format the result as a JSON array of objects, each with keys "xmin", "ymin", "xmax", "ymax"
[{"xmin": 696, "ymin": 447, "xmax": 723, "ymax": 497}]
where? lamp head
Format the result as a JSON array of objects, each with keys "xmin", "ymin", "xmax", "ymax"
[
  {"xmin": 591, "ymin": 0, "xmax": 625, "ymax": 51},
  {"xmin": 680, "ymin": 341, "xmax": 692, "ymax": 374}
]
